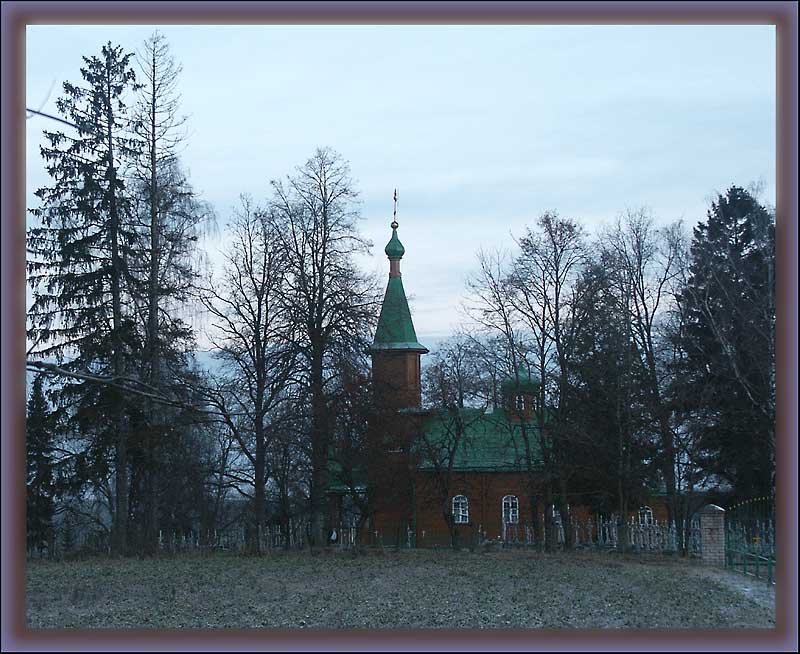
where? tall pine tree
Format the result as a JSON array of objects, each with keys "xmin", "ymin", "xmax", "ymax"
[
  {"xmin": 27, "ymin": 42, "xmax": 141, "ymax": 555},
  {"xmin": 677, "ymin": 186, "xmax": 775, "ymax": 499},
  {"xmin": 26, "ymin": 374, "xmax": 55, "ymax": 556}
]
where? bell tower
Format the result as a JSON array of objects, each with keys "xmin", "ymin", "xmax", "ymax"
[
  {"xmin": 367, "ymin": 192, "xmax": 428, "ymax": 545},
  {"xmin": 369, "ymin": 193, "xmax": 428, "ymax": 407}
]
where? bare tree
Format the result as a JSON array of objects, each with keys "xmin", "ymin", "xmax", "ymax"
[
  {"xmin": 128, "ymin": 31, "xmax": 212, "ymax": 554},
  {"xmin": 602, "ymin": 210, "xmax": 684, "ymax": 527},
  {"xmin": 326, "ymin": 355, "xmax": 376, "ymax": 539},
  {"xmin": 267, "ymin": 400, "xmax": 310, "ymax": 549},
  {"xmin": 463, "ymin": 249, "xmax": 554, "ymax": 546},
  {"xmin": 418, "ymin": 338, "xmax": 488, "ymax": 548},
  {"xmin": 199, "ymin": 197, "xmax": 296, "ymax": 553},
  {"xmin": 509, "ymin": 212, "xmax": 592, "ymax": 548},
  {"xmin": 268, "ymin": 147, "xmax": 380, "ymax": 545}
]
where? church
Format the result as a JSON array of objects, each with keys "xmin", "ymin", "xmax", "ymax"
[{"xmin": 327, "ymin": 218, "xmax": 669, "ymax": 547}]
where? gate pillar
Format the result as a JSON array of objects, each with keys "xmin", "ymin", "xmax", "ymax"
[{"xmin": 699, "ymin": 504, "xmax": 726, "ymax": 566}]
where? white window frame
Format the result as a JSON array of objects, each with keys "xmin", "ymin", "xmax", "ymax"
[
  {"xmin": 502, "ymin": 495, "xmax": 519, "ymax": 525},
  {"xmin": 452, "ymin": 495, "xmax": 469, "ymax": 524},
  {"xmin": 639, "ymin": 506, "xmax": 654, "ymax": 525}
]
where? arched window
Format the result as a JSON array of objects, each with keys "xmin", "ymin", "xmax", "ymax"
[
  {"xmin": 452, "ymin": 495, "xmax": 469, "ymax": 524},
  {"xmin": 502, "ymin": 495, "xmax": 519, "ymax": 525},
  {"xmin": 639, "ymin": 506, "xmax": 654, "ymax": 525}
]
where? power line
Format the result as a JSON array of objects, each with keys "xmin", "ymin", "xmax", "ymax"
[{"xmin": 26, "ymin": 107, "xmax": 79, "ymax": 130}]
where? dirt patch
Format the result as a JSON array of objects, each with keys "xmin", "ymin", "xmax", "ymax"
[{"xmin": 26, "ymin": 550, "xmax": 776, "ymax": 629}]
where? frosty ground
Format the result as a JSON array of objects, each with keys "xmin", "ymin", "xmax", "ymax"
[{"xmin": 26, "ymin": 549, "xmax": 775, "ymax": 629}]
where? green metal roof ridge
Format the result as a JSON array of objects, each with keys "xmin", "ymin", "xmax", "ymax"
[
  {"xmin": 372, "ymin": 275, "xmax": 427, "ymax": 351},
  {"xmin": 370, "ymin": 341, "xmax": 429, "ymax": 352}
]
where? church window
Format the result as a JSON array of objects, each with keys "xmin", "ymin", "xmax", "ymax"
[
  {"xmin": 452, "ymin": 495, "xmax": 469, "ymax": 524},
  {"xmin": 639, "ymin": 506, "xmax": 654, "ymax": 525},
  {"xmin": 502, "ymin": 495, "xmax": 519, "ymax": 524}
]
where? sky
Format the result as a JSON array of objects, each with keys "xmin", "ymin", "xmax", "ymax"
[{"xmin": 25, "ymin": 24, "xmax": 776, "ymax": 350}]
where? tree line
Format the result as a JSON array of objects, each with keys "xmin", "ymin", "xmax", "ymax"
[
  {"xmin": 26, "ymin": 35, "xmax": 378, "ymax": 556},
  {"xmin": 26, "ymin": 35, "xmax": 775, "ymax": 557},
  {"xmin": 421, "ymin": 193, "xmax": 774, "ymax": 550}
]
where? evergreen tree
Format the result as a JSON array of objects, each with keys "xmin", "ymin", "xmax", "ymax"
[
  {"xmin": 26, "ymin": 374, "xmax": 55, "ymax": 556},
  {"xmin": 567, "ymin": 263, "xmax": 657, "ymax": 526},
  {"xmin": 27, "ymin": 42, "xmax": 141, "ymax": 555},
  {"xmin": 677, "ymin": 186, "xmax": 775, "ymax": 499}
]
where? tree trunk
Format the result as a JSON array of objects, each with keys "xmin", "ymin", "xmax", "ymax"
[
  {"xmin": 529, "ymin": 494, "xmax": 539, "ymax": 545},
  {"xmin": 617, "ymin": 487, "xmax": 629, "ymax": 554},
  {"xmin": 106, "ymin": 66, "xmax": 128, "ymax": 557},
  {"xmin": 644, "ymin": 340, "xmax": 678, "ymax": 528},
  {"xmin": 309, "ymin": 350, "xmax": 328, "ymax": 547},
  {"xmin": 143, "ymin": 54, "xmax": 161, "ymax": 557},
  {"xmin": 557, "ymin": 478, "xmax": 573, "ymax": 550},
  {"xmin": 253, "ymin": 448, "xmax": 265, "ymax": 555}
]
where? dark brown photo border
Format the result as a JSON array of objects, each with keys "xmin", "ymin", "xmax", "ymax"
[{"xmin": 2, "ymin": 1, "xmax": 797, "ymax": 651}]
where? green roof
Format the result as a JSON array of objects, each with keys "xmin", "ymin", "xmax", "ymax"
[
  {"xmin": 326, "ymin": 406, "xmax": 549, "ymax": 492},
  {"xmin": 417, "ymin": 407, "xmax": 543, "ymax": 472},
  {"xmin": 371, "ymin": 276, "xmax": 428, "ymax": 352}
]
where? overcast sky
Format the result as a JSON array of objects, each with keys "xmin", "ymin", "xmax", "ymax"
[{"xmin": 26, "ymin": 24, "xmax": 775, "ymax": 349}]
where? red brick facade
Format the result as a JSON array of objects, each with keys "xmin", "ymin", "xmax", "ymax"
[
  {"xmin": 371, "ymin": 351, "xmax": 422, "ymax": 410},
  {"xmin": 373, "ymin": 469, "xmax": 670, "ymax": 547}
]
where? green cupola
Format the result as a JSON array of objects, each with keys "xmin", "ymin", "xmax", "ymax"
[
  {"xmin": 500, "ymin": 366, "xmax": 542, "ymax": 395},
  {"xmin": 384, "ymin": 220, "xmax": 406, "ymax": 259},
  {"xmin": 371, "ymin": 219, "xmax": 428, "ymax": 353}
]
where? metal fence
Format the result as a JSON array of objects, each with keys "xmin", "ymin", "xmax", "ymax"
[
  {"xmin": 157, "ymin": 521, "xmax": 313, "ymax": 552},
  {"xmin": 407, "ymin": 516, "xmax": 701, "ymax": 555},
  {"xmin": 494, "ymin": 517, "xmax": 702, "ymax": 556},
  {"xmin": 36, "ymin": 514, "xmax": 706, "ymax": 558},
  {"xmin": 725, "ymin": 498, "xmax": 776, "ymax": 584}
]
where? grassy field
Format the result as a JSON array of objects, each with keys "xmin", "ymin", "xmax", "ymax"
[{"xmin": 26, "ymin": 549, "xmax": 775, "ymax": 629}]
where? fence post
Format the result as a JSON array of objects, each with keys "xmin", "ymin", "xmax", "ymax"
[{"xmin": 699, "ymin": 504, "xmax": 726, "ymax": 567}]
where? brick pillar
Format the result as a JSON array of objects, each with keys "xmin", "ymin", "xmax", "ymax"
[{"xmin": 699, "ymin": 504, "xmax": 726, "ymax": 566}]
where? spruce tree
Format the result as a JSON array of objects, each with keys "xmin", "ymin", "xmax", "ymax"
[
  {"xmin": 567, "ymin": 263, "xmax": 656, "ymax": 523},
  {"xmin": 677, "ymin": 186, "xmax": 775, "ymax": 499},
  {"xmin": 26, "ymin": 374, "xmax": 55, "ymax": 556},
  {"xmin": 27, "ymin": 42, "xmax": 141, "ymax": 555}
]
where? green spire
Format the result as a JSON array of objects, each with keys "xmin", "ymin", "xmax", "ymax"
[
  {"xmin": 372, "ymin": 276, "xmax": 428, "ymax": 351},
  {"xmin": 371, "ymin": 220, "xmax": 428, "ymax": 353}
]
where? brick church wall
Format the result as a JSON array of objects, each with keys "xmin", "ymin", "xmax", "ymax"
[{"xmin": 411, "ymin": 470, "xmax": 671, "ymax": 546}]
